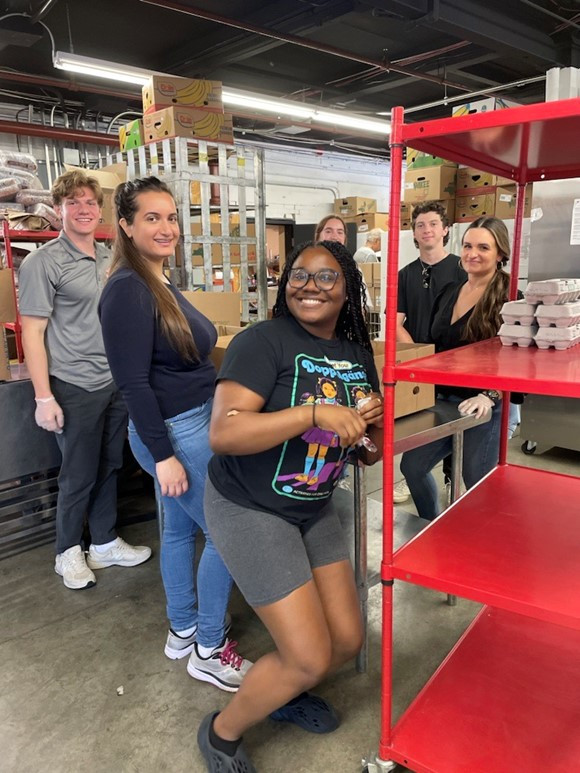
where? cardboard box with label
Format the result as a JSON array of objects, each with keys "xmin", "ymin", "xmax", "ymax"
[
  {"xmin": 65, "ymin": 163, "xmax": 127, "ymax": 227},
  {"xmin": 333, "ymin": 197, "xmax": 377, "ymax": 218},
  {"xmin": 143, "ymin": 107, "xmax": 234, "ymax": 144},
  {"xmin": 348, "ymin": 212, "xmax": 389, "ymax": 232},
  {"xmin": 119, "ymin": 119, "xmax": 144, "ymax": 151},
  {"xmin": 494, "ymin": 186, "xmax": 533, "ymax": 219},
  {"xmin": 404, "ymin": 167, "xmax": 456, "ymax": 202},
  {"xmin": 0, "ymin": 268, "xmax": 17, "ymax": 381},
  {"xmin": 181, "ymin": 291, "xmax": 241, "ymax": 327},
  {"xmin": 142, "ymin": 76, "xmax": 223, "ymax": 114},
  {"xmin": 210, "ymin": 324, "xmax": 245, "ymax": 370},
  {"xmin": 372, "ymin": 341, "xmax": 435, "ymax": 419},
  {"xmin": 406, "ymin": 150, "xmax": 457, "ymax": 171},
  {"xmin": 456, "ymin": 167, "xmax": 513, "ymax": 192},
  {"xmin": 452, "ymin": 97, "xmax": 519, "ymax": 117}
]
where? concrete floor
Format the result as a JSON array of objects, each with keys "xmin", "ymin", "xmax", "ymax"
[{"xmin": 1, "ymin": 437, "xmax": 578, "ymax": 773}]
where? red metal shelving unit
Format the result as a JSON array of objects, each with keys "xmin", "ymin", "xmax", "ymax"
[
  {"xmin": 1, "ymin": 222, "xmax": 114, "ymax": 362},
  {"xmin": 378, "ymin": 98, "xmax": 580, "ymax": 772}
]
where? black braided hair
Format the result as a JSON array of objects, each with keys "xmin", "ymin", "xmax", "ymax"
[{"xmin": 272, "ymin": 240, "xmax": 373, "ymax": 354}]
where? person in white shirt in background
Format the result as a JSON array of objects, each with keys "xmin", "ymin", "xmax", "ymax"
[{"xmin": 353, "ymin": 229, "xmax": 382, "ymax": 264}]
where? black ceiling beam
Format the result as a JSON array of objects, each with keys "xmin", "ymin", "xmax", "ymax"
[
  {"xmin": 367, "ymin": 0, "xmax": 564, "ymax": 65},
  {"xmin": 162, "ymin": 0, "xmax": 355, "ymax": 76}
]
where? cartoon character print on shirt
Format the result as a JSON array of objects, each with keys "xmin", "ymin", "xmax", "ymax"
[{"xmin": 273, "ymin": 353, "xmax": 372, "ymax": 501}]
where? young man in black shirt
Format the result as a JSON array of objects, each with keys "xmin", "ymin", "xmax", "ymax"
[{"xmin": 394, "ymin": 201, "xmax": 465, "ymax": 503}]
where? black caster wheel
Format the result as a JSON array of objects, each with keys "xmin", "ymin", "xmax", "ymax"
[{"xmin": 521, "ymin": 440, "xmax": 536, "ymax": 455}]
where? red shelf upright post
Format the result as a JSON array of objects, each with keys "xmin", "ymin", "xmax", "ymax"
[
  {"xmin": 2, "ymin": 220, "xmax": 24, "ymax": 363},
  {"xmin": 379, "ymin": 105, "xmax": 405, "ymax": 760}
]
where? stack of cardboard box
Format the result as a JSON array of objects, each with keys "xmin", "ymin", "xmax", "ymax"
[
  {"xmin": 333, "ymin": 197, "xmax": 389, "ymax": 233},
  {"xmin": 402, "ymin": 150, "xmax": 457, "ymax": 229},
  {"xmin": 455, "ymin": 166, "xmax": 532, "ymax": 222},
  {"xmin": 359, "ymin": 262, "xmax": 381, "ymax": 309},
  {"xmin": 119, "ymin": 75, "xmax": 234, "ymax": 149}
]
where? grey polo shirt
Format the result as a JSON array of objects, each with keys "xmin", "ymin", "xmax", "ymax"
[{"xmin": 18, "ymin": 231, "xmax": 113, "ymax": 391}]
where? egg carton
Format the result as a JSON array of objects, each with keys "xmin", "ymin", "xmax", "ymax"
[
  {"xmin": 524, "ymin": 278, "xmax": 580, "ymax": 305},
  {"xmin": 500, "ymin": 299, "xmax": 538, "ymax": 325},
  {"xmin": 534, "ymin": 323, "xmax": 580, "ymax": 350},
  {"xmin": 535, "ymin": 301, "xmax": 580, "ymax": 328},
  {"xmin": 498, "ymin": 323, "xmax": 538, "ymax": 347}
]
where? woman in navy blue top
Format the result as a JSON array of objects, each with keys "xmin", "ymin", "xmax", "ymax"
[{"xmin": 99, "ymin": 177, "xmax": 251, "ymax": 692}]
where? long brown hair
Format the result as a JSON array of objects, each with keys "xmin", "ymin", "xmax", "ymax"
[
  {"xmin": 111, "ymin": 177, "xmax": 199, "ymax": 361},
  {"xmin": 462, "ymin": 216, "xmax": 511, "ymax": 342},
  {"xmin": 314, "ymin": 214, "xmax": 347, "ymax": 243}
]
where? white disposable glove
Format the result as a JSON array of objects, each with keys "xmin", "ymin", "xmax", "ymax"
[
  {"xmin": 458, "ymin": 393, "xmax": 494, "ymax": 419},
  {"xmin": 34, "ymin": 396, "xmax": 64, "ymax": 434}
]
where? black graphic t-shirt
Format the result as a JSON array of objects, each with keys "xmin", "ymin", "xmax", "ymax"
[{"xmin": 207, "ymin": 315, "xmax": 380, "ymax": 525}]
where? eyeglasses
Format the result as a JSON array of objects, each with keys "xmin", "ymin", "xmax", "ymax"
[
  {"xmin": 420, "ymin": 262, "xmax": 432, "ymax": 289},
  {"xmin": 288, "ymin": 268, "xmax": 340, "ymax": 291}
]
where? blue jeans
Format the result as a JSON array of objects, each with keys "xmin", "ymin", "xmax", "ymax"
[
  {"xmin": 400, "ymin": 396, "xmax": 503, "ymax": 522},
  {"xmin": 128, "ymin": 399, "xmax": 233, "ymax": 647}
]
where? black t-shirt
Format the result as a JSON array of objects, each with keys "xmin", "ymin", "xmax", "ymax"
[
  {"xmin": 397, "ymin": 254, "xmax": 465, "ymax": 343},
  {"xmin": 207, "ymin": 315, "xmax": 380, "ymax": 525},
  {"xmin": 99, "ymin": 268, "xmax": 217, "ymax": 462}
]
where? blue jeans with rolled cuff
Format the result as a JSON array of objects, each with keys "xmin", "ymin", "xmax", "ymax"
[
  {"xmin": 400, "ymin": 395, "xmax": 503, "ymax": 522},
  {"xmin": 128, "ymin": 399, "xmax": 232, "ymax": 648}
]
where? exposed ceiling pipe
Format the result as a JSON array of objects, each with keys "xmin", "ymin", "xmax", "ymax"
[
  {"xmin": 140, "ymin": 0, "xmax": 478, "ymax": 94},
  {"xmin": 31, "ymin": 0, "xmax": 60, "ymax": 24},
  {"xmin": 0, "ymin": 69, "xmax": 141, "ymax": 102},
  {"xmin": 517, "ymin": 0, "xmax": 580, "ymax": 32},
  {"xmin": 0, "ymin": 119, "xmax": 118, "ymax": 145}
]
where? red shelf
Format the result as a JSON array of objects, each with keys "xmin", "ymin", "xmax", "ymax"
[
  {"xmin": 3, "ymin": 228, "xmax": 114, "ymax": 241},
  {"xmin": 387, "ymin": 606, "xmax": 580, "ymax": 773},
  {"xmin": 401, "ymin": 97, "xmax": 580, "ymax": 183},
  {"xmin": 394, "ymin": 338, "xmax": 580, "ymax": 399},
  {"xmin": 392, "ymin": 465, "xmax": 580, "ymax": 629}
]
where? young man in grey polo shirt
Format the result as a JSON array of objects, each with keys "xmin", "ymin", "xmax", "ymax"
[{"xmin": 19, "ymin": 170, "xmax": 151, "ymax": 590}]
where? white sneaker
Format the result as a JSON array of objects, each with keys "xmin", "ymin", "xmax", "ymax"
[
  {"xmin": 164, "ymin": 613, "xmax": 233, "ymax": 660},
  {"xmin": 55, "ymin": 545, "xmax": 96, "ymax": 590},
  {"xmin": 393, "ymin": 479, "xmax": 411, "ymax": 503},
  {"xmin": 187, "ymin": 637, "xmax": 253, "ymax": 692},
  {"xmin": 86, "ymin": 536, "xmax": 152, "ymax": 569}
]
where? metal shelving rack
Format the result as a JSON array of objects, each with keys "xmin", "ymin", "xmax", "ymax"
[
  {"xmin": 370, "ymin": 98, "xmax": 580, "ymax": 772},
  {"xmin": 104, "ymin": 137, "xmax": 268, "ymax": 323}
]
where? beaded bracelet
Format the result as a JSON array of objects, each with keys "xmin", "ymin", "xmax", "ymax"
[{"xmin": 35, "ymin": 395, "xmax": 55, "ymax": 403}]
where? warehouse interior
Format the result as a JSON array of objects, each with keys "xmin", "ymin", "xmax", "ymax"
[{"xmin": 2, "ymin": 2, "xmax": 580, "ymax": 773}]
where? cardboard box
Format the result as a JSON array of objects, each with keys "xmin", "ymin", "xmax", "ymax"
[
  {"xmin": 452, "ymin": 97, "xmax": 519, "ymax": 117},
  {"xmin": 119, "ymin": 119, "xmax": 144, "ymax": 151},
  {"xmin": 456, "ymin": 167, "xmax": 513, "ymax": 192},
  {"xmin": 0, "ymin": 329, "xmax": 10, "ymax": 381},
  {"xmin": 348, "ymin": 212, "xmax": 389, "ymax": 232},
  {"xmin": 143, "ymin": 107, "xmax": 234, "ymax": 144},
  {"xmin": 66, "ymin": 163, "xmax": 127, "ymax": 227},
  {"xmin": 404, "ymin": 167, "xmax": 456, "ymax": 202},
  {"xmin": 0, "ymin": 268, "xmax": 17, "ymax": 323},
  {"xmin": 182, "ymin": 291, "xmax": 241, "ymax": 327},
  {"xmin": 455, "ymin": 193, "xmax": 496, "ymax": 221},
  {"xmin": 359, "ymin": 262, "xmax": 381, "ymax": 288},
  {"xmin": 333, "ymin": 197, "xmax": 377, "ymax": 217},
  {"xmin": 142, "ymin": 75, "xmax": 223, "ymax": 114},
  {"xmin": 400, "ymin": 199, "xmax": 455, "ymax": 230},
  {"xmin": 372, "ymin": 341, "xmax": 435, "ymax": 419},
  {"xmin": 494, "ymin": 186, "xmax": 533, "ymax": 219},
  {"xmin": 210, "ymin": 324, "xmax": 244, "ymax": 370},
  {"xmin": 406, "ymin": 150, "xmax": 457, "ymax": 170}
]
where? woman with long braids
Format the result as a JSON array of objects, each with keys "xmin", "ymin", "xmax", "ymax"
[
  {"xmin": 98, "ymin": 177, "xmax": 252, "ymax": 691},
  {"xmin": 196, "ymin": 240, "xmax": 384, "ymax": 772},
  {"xmin": 401, "ymin": 216, "xmax": 516, "ymax": 521}
]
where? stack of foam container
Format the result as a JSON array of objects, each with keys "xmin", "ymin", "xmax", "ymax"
[{"xmin": 499, "ymin": 279, "xmax": 580, "ymax": 350}]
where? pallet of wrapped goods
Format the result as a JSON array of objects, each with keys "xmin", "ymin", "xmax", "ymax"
[
  {"xmin": 524, "ymin": 278, "xmax": 580, "ymax": 305},
  {"xmin": 534, "ymin": 323, "xmax": 580, "ymax": 350},
  {"xmin": 535, "ymin": 301, "xmax": 580, "ymax": 328},
  {"xmin": 500, "ymin": 299, "xmax": 537, "ymax": 325},
  {"xmin": 498, "ymin": 323, "xmax": 538, "ymax": 347}
]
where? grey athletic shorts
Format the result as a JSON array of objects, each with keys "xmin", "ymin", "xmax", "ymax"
[{"xmin": 204, "ymin": 477, "xmax": 350, "ymax": 607}]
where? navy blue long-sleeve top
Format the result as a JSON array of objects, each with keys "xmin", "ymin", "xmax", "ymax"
[{"xmin": 99, "ymin": 268, "xmax": 217, "ymax": 462}]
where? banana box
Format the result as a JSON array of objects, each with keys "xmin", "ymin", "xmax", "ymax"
[
  {"xmin": 119, "ymin": 119, "xmax": 144, "ymax": 151},
  {"xmin": 142, "ymin": 76, "xmax": 223, "ymax": 114},
  {"xmin": 143, "ymin": 106, "xmax": 234, "ymax": 144}
]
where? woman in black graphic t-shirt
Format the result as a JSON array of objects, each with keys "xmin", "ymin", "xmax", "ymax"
[{"xmin": 197, "ymin": 241, "xmax": 384, "ymax": 772}]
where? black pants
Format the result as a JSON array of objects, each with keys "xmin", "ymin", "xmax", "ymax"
[{"xmin": 51, "ymin": 377, "xmax": 128, "ymax": 554}]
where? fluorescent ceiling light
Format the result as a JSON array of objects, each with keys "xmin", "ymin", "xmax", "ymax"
[
  {"xmin": 53, "ymin": 51, "xmax": 155, "ymax": 86},
  {"xmin": 52, "ymin": 53, "xmax": 390, "ymax": 135}
]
